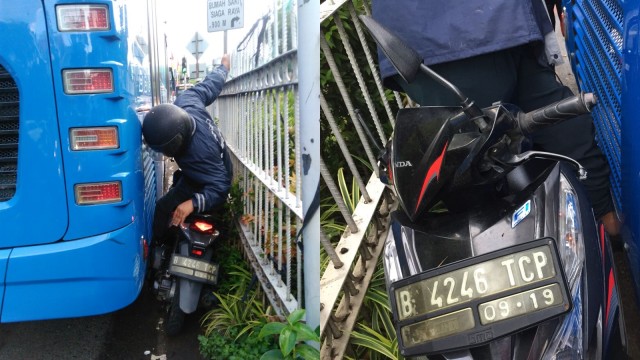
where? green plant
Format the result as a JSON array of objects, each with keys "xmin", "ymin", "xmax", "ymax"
[
  {"xmin": 258, "ymin": 309, "xmax": 320, "ymax": 360},
  {"xmin": 347, "ymin": 260, "xmax": 403, "ymax": 360},
  {"xmin": 201, "ymin": 264, "xmax": 266, "ymax": 339},
  {"xmin": 221, "ymin": 178, "xmax": 245, "ymax": 239},
  {"xmin": 199, "ymin": 327, "xmax": 275, "ymax": 360}
]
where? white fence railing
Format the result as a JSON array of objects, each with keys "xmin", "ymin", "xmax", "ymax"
[
  {"xmin": 319, "ymin": 1, "xmax": 404, "ymax": 358},
  {"xmin": 212, "ymin": 0, "xmax": 319, "ymax": 328}
]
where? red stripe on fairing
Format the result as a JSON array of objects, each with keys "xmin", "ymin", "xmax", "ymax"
[
  {"xmin": 415, "ymin": 142, "xmax": 448, "ymax": 213},
  {"xmin": 605, "ymin": 269, "xmax": 614, "ymax": 326}
]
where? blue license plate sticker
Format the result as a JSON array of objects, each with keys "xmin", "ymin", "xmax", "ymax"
[{"xmin": 512, "ymin": 200, "xmax": 531, "ymax": 228}]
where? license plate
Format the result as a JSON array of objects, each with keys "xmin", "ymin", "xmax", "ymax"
[
  {"xmin": 395, "ymin": 245, "xmax": 555, "ymax": 321},
  {"xmin": 169, "ymin": 255, "xmax": 218, "ymax": 284},
  {"xmin": 390, "ymin": 238, "xmax": 571, "ymax": 356}
]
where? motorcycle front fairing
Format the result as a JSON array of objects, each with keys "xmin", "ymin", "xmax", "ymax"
[
  {"xmin": 383, "ymin": 161, "xmax": 620, "ymax": 358},
  {"xmin": 390, "ymin": 104, "xmax": 527, "ymax": 222}
]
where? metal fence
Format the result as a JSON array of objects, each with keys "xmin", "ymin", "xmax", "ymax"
[
  {"xmin": 211, "ymin": 0, "xmax": 319, "ymax": 327},
  {"xmin": 319, "ymin": 1, "xmax": 404, "ymax": 358}
]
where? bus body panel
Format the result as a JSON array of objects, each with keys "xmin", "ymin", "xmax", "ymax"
[
  {"xmin": 0, "ymin": 250, "xmax": 9, "ymax": 312},
  {"xmin": 0, "ymin": 0, "xmax": 164, "ymax": 321},
  {"xmin": 1, "ymin": 221, "xmax": 144, "ymax": 322},
  {"xmin": 563, "ymin": 0, "xmax": 640, "ymax": 302},
  {"xmin": 0, "ymin": 0, "xmax": 69, "ymax": 247},
  {"xmin": 620, "ymin": 0, "xmax": 640, "ymax": 302},
  {"xmin": 42, "ymin": 0, "xmax": 150, "ymax": 240}
]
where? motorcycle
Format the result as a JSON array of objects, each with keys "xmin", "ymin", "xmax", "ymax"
[
  {"xmin": 152, "ymin": 171, "xmax": 222, "ymax": 336},
  {"xmin": 359, "ymin": 16, "xmax": 627, "ymax": 359}
]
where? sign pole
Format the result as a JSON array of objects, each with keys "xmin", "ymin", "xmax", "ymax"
[
  {"xmin": 195, "ymin": 33, "xmax": 200, "ymax": 79},
  {"xmin": 224, "ymin": 30, "xmax": 228, "ymax": 54}
]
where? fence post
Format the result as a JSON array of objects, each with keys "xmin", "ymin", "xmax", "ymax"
[{"xmin": 298, "ymin": 0, "xmax": 320, "ymax": 333}]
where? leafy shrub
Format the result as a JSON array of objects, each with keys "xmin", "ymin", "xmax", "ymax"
[
  {"xmin": 199, "ymin": 326, "xmax": 274, "ymax": 360},
  {"xmin": 259, "ymin": 309, "xmax": 320, "ymax": 360}
]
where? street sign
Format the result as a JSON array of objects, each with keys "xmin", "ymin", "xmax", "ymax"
[
  {"xmin": 207, "ymin": 0, "xmax": 244, "ymax": 32},
  {"xmin": 187, "ymin": 32, "xmax": 208, "ymax": 56}
]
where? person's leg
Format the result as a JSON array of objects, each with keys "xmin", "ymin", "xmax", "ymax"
[
  {"xmin": 514, "ymin": 45, "xmax": 619, "ymax": 234},
  {"xmin": 391, "ymin": 48, "xmax": 519, "ymax": 107}
]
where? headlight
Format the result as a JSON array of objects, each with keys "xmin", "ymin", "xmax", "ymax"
[
  {"xmin": 557, "ymin": 175, "xmax": 585, "ymax": 291},
  {"xmin": 543, "ymin": 174, "xmax": 585, "ymax": 359},
  {"xmin": 383, "ymin": 224, "xmax": 404, "ymax": 289}
]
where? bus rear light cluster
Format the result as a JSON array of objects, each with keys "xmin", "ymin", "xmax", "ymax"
[
  {"xmin": 63, "ymin": 69, "xmax": 113, "ymax": 94},
  {"xmin": 56, "ymin": 4, "xmax": 110, "ymax": 31},
  {"xmin": 70, "ymin": 127, "xmax": 119, "ymax": 150},
  {"xmin": 75, "ymin": 181, "xmax": 122, "ymax": 205}
]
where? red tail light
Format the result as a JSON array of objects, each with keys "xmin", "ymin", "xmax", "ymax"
[
  {"xmin": 191, "ymin": 249, "xmax": 203, "ymax": 256},
  {"xmin": 56, "ymin": 5, "xmax": 110, "ymax": 31},
  {"xmin": 63, "ymin": 69, "xmax": 113, "ymax": 94},
  {"xmin": 74, "ymin": 181, "xmax": 122, "ymax": 205},
  {"xmin": 190, "ymin": 221, "xmax": 214, "ymax": 234},
  {"xmin": 70, "ymin": 127, "xmax": 119, "ymax": 150}
]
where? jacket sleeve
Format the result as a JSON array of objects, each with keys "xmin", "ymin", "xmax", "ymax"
[
  {"xmin": 174, "ymin": 65, "xmax": 228, "ymax": 110},
  {"xmin": 186, "ymin": 148, "xmax": 231, "ymax": 213},
  {"xmin": 192, "ymin": 176, "xmax": 230, "ymax": 213}
]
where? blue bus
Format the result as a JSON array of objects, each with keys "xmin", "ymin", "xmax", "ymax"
[
  {"xmin": 562, "ymin": 0, "xmax": 640, "ymax": 303},
  {"xmin": 0, "ymin": 0, "xmax": 169, "ymax": 321}
]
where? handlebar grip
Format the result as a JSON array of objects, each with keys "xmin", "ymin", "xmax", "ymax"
[{"xmin": 520, "ymin": 93, "xmax": 597, "ymax": 135}]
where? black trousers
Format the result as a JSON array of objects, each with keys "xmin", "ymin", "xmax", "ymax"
[
  {"xmin": 151, "ymin": 177, "xmax": 201, "ymax": 245},
  {"xmin": 392, "ymin": 44, "xmax": 613, "ymax": 217}
]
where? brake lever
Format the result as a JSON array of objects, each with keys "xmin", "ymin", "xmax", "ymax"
[{"xmin": 502, "ymin": 150, "xmax": 587, "ymax": 180}]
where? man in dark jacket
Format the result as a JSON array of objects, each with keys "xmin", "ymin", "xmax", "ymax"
[
  {"xmin": 372, "ymin": 1, "xmax": 620, "ymax": 235},
  {"xmin": 143, "ymin": 54, "xmax": 232, "ymax": 244}
]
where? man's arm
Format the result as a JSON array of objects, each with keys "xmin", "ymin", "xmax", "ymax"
[{"xmin": 174, "ymin": 54, "xmax": 231, "ymax": 109}]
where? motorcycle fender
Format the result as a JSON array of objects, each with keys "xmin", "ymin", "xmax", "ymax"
[{"xmin": 178, "ymin": 277, "xmax": 202, "ymax": 314}]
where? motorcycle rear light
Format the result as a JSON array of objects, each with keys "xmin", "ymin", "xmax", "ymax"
[
  {"xmin": 191, "ymin": 249, "xmax": 203, "ymax": 256},
  {"xmin": 74, "ymin": 181, "xmax": 122, "ymax": 205},
  {"xmin": 63, "ymin": 69, "xmax": 113, "ymax": 94},
  {"xmin": 56, "ymin": 5, "xmax": 110, "ymax": 31},
  {"xmin": 190, "ymin": 221, "xmax": 214, "ymax": 234},
  {"xmin": 70, "ymin": 127, "xmax": 119, "ymax": 150}
]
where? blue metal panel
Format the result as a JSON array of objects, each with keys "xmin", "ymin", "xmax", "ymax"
[
  {"xmin": 1, "ymin": 221, "xmax": 144, "ymax": 322},
  {"xmin": 620, "ymin": 2, "xmax": 640, "ymax": 298},
  {"xmin": 142, "ymin": 146, "xmax": 157, "ymax": 241},
  {"xmin": 0, "ymin": 0, "xmax": 69, "ymax": 247},
  {"xmin": 40, "ymin": 0, "xmax": 150, "ymax": 240},
  {"xmin": 566, "ymin": 0, "xmax": 624, "ymax": 209},
  {"xmin": 0, "ymin": 250, "xmax": 10, "ymax": 315},
  {"xmin": 565, "ymin": 0, "xmax": 640, "ymax": 300}
]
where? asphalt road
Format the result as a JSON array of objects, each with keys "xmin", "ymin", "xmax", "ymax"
[{"xmin": 0, "ymin": 285, "xmax": 206, "ymax": 360}]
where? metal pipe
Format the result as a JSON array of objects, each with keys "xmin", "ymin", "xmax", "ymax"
[{"xmin": 297, "ymin": 0, "xmax": 320, "ymax": 333}]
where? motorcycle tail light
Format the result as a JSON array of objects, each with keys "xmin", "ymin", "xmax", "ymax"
[
  {"xmin": 190, "ymin": 221, "xmax": 215, "ymax": 234},
  {"xmin": 56, "ymin": 4, "xmax": 110, "ymax": 31},
  {"xmin": 191, "ymin": 248, "xmax": 204, "ymax": 256}
]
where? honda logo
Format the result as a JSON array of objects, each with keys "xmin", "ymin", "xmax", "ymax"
[{"xmin": 395, "ymin": 161, "xmax": 413, "ymax": 168}]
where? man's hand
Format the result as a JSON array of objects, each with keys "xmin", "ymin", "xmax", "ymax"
[
  {"xmin": 171, "ymin": 199, "xmax": 194, "ymax": 226},
  {"xmin": 221, "ymin": 54, "xmax": 230, "ymax": 71}
]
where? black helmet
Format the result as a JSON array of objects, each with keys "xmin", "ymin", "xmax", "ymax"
[{"xmin": 142, "ymin": 104, "xmax": 194, "ymax": 157}]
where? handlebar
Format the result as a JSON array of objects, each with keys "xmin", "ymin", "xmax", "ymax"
[{"xmin": 519, "ymin": 93, "xmax": 597, "ymax": 135}]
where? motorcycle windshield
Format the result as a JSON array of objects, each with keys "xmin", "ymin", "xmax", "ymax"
[{"xmin": 392, "ymin": 106, "xmax": 462, "ymax": 220}]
